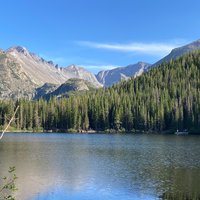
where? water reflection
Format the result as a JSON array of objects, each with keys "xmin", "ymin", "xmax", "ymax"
[{"xmin": 0, "ymin": 133, "xmax": 200, "ymax": 200}]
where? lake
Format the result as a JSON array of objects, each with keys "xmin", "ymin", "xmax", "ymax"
[{"xmin": 0, "ymin": 133, "xmax": 200, "ymax": 200}]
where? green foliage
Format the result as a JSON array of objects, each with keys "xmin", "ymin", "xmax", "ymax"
[
  {"xmin": 0, "ymin": 167, "xmax": 17, "ymax": 200},
  {"xmin": 160, "ymin": 191, "xmax": 200, "ymax": 200},
  {"xmin": 1, "ymin": 50, "xmax": 200, "ymax": 133}
]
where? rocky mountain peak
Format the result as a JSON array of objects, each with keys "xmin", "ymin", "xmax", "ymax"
[
  {"xmin": 47, "ymin": 60, "xmax": 54, "ymax": 66},
  {"xmin": 65, "ymin": 64, "xmax": 82, "ymax": 76},
  {"xmin": 137, "ymin": 61, "xmax": 145, "ymax": 65},
  {"xmin": 186, "ymin": 38, "xmax": 200, "ymax": 47},
  {"xmin": 152, "ymin": 38, "xmax": 200, "ymax": 67},
  {"xmin": 137, "ymin": 61, "xmax": 148, "ymax": 66},
  {"xmin": 67, "ymin": 64, "xmax": 80, "ymax": 71},
  {"xmin": 96, "ymin": 62, "xmax": 151, "ymax": 87},
  {"xmin": 7, "ymin": 46, "xmax": 57, "ymax": 68},
  {"xmin": 171, "ymin": 39, "xmax": 200, "ymax": 53},
  {"xmin": 64, "ymin": 64, "xmax": 102, "ymax": 88},
  {"xmin": 7, "ymin": 46, "xmax": 30, "ymax": 56}
]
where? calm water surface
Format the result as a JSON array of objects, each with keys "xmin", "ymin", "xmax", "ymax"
[{"xmin": 0, "ymin": 133, "xmax": 200, "ymax": 200}]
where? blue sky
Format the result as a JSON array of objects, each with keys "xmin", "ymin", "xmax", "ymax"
[{"xmin": 0, "ymin": 0, "xmax": 200, "ymax": 73}]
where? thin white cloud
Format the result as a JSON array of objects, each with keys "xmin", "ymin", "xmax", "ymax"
[
  {"xmin": 40, "ymin": 53, "xmax": 119, "ymax": 72},
  {"xmin": 79, "ymin": 65, "xmax": 120, "ymax": 71},
  {"xmin": 77, "ymin": 40, "xmax": 184, "ymax": 56}
]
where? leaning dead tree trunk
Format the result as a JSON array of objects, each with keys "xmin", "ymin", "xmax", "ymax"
[{"xmin": 0, "ymin": 105, "xmax": 19, "ymax": 140}]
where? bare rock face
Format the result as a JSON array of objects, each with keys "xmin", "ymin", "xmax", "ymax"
[
  {"xmin": 34, "ymin": 83, "xmax": 59, "ymax": 100},
  {"xmin": 0, "ymin": 51, "xmax": 37, "ymax": 99},
  {"xmin": 0, "ymin": 46, "xmax": 102, "ymax": 99},
  {"xmin": 96, "ymin": 62, "xmax": 151, "ymax": 87},
  {"xmin": 152, "ymin": 39, "xmax": 200, "ymax": 67},
  {"xmin": 6, "ymin": 46, "xmax": 72, "ymax": 86},
  {"xmin": 43, "ymin": 78, "xmax": 96, "ymax": 99},
  {"xmin": 64, "ymin": 65, "xmax": 102, "ymax": 88}
]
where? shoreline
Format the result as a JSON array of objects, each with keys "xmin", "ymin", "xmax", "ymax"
[
  {"xmin": 1, "ymin": 130, "xmax": 191, "ymax": 135},
  {"xmin": 2, "ymin": 128, "xmax": 200, "ymax": 135}
]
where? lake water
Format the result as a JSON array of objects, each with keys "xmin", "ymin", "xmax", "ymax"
[{"xmin": 0, "ymin": 133, "xmax": 200, "ymax": 200}]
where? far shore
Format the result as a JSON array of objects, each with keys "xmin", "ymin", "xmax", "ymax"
[
  {"xmin": 2, "ymin": 129, "xmax": 199, "ymax": 135},
  {"xmin": 1, "ymin": 125, "xmax": 200, "ymax": 135}
]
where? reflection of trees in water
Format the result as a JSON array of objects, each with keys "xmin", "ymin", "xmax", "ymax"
[
  {"xmin": 145, "ymin": 166, "xmax": 200, "ymax": 199},
  {"xmin": 160, "ymin": 192, "xmax": 200, "ymax": 200},
  {"xmin": 1, "ymin": 134, "xmax": 200, "ymax": 199},
  {"xmin": 92, "ymin": 139, "xmax": 200, "ymax": 199}
]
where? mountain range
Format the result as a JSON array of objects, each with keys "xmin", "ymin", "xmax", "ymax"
[
  {"xmin": 0, "ymin": 38, "xmax": 200, "ymax": 99},
  {"xmin": 0, "ymin": 46, "xmax": 101, "ymax": 99},
  {"xmin": 96, "ymin": 62, "xmax": 151, "ymax": 87}
]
